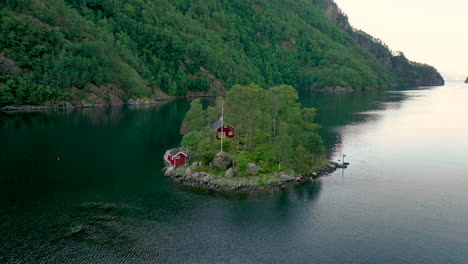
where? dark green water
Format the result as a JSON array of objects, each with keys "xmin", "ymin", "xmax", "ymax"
[{"xmin": 1, "ymin": 82, "xmax": 467, "ymax": 263}]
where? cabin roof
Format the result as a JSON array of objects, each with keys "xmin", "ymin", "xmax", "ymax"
[
  {"xmin": 169, "ymin": 148, "xmax": 186, "ymax": 157},
  {"xmin": 210, "ymin": 119, "xmax": 234, "ymax": 129}
]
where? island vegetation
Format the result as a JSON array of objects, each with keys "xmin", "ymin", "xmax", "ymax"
[
  {"xmin": 1, "ymin": 0, "xmax": 443, "ymax": 108},
  {"xmin": 163, "ymin": 84, "xmax": 338, "ymax": 190}
]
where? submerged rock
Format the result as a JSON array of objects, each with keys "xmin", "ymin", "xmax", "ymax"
[{"xmin": 77, "ymin": 202, "xmax": 118, "ymax": 211}]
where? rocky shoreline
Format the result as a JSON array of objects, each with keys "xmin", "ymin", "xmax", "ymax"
[
  {"xmin": 162, "ymin": 161, "xmax": 346, "ymax": 191},
  {"xmin": 0, "ymin": 97, "xmax": 176, "ymax": 113}
]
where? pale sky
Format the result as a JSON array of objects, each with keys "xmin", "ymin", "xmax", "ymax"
[{"xmin": 334, "ymin": 0, "xmax": 468, "ymax": 80}]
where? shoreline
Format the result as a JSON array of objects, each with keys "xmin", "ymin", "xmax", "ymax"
[
  {"xmin": 162, "ymin": 161, "xmax": 346, "ymax": 191},
  {"xmin": 0, "ymin": 95, "xmax": 216, "ymax": 113},
  {"xmin": 1, "ymin": 82, "xmax": 445, "ymax": 113}
]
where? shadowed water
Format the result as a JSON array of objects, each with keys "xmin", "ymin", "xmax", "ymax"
[{"xmin": 1, "ymin": 82, "xmax": 467, "ymax": 263}]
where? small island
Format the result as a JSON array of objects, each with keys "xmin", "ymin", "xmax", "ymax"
[
  {"xmin": 162, "ymin": 84, "xmax": 344, "ymax": 191},
  {"xmin": 465, "ymin": 77, "xmax": 468, "ymax": 83}
]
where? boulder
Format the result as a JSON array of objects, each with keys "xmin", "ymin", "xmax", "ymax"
[
  {"xmin": 164, "ymin": 166, "xmax": 176, "ymax": 177},
  {"xmin": 224, "ymin": 168, "xmax": 235, "ymax": 178},
  {"xmin": 191, "ymin": 162, "xmax": 199, "ymax": 168},
  {"xmin": 185, "ymin": 167, "xmax": 193, "ymax": 177},
  {"xmin": 213, "ymin": 152, "xmax": 232, "ymax": 170},
  {"xmin": 279, "ymin": 174, "xmax": 294, "ymax": 181},
  {"xmin": 247, "ymin": 163, "xmax": 260, "ymax": 175},
  {"xmin": 192, "ymin": 172, "xmax": 200, "ymax": 179},
  {"xmin": 202, "ymin": 175, "xmax": 213, "ymax": 183}
]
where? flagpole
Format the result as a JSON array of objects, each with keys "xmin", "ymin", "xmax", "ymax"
[{"xmin": 221, "ymin": 100, "xmax": 224, "ymax": 153}]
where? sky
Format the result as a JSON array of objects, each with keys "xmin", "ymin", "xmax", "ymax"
[{"xmin": 333, "ymin": 0, "xmax": 468, "ymax": 80}]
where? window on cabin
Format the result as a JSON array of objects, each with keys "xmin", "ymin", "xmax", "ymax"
[
  {"xmin": 176, "ymin": 156, "xmax": 180, "ymax": 159},
  {"xmin": 228, "ymin": 132, "xmax": 233, "ymax": 136},
  {"xmin": 224, "ymin": 124, "xmax": 227, "ymax": 128},
  {"xmin": 218, "ymin": 132, "xmax": 225, "ymax": 138}
]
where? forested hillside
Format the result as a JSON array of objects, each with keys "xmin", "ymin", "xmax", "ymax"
[{"xmin": 0, "ymin": 0, "xmax": 444, "ymax": 107}]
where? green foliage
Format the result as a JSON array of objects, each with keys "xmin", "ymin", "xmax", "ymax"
[
  {"xmin": 181, "ymin": 84, "xmax": 326, "ymax": 175},
  {"xmin": 180, "ymin": 98, "xmax": 205, "ymax": 135},
  {"xmin": 181, "ymin": 130, "xmax": 234, "ymax": 164},
  {"xmin": 0, "ymin": 0, "xmax": 442, "ymax": 107}
]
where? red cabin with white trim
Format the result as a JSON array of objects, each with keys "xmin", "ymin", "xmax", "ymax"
[
  {"xmin": 164, "ymin": 148, "xmax": 188, "ymax": 167},
  {"xmin": 210, "ymin": 119, "xmax": 236, "ymax": 140}
]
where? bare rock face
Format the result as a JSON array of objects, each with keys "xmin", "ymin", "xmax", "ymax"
[
  {"xmin": 213, "ymin": 152, "xmax": 232, "ymax": 170},
  {"xmin": 224, "ymin": 168, "xmax": 235, "ymax": 178},
  {"xmin": 247, "ymin": 163, "xmax": 260, "ymax": 176},
  {"xmin": 465, "ymin": 77, "xmax": 468, "ymax": 84},
  {"xmin": 164, "ymin": 166, "xmax": 176, "ymax": 177}
]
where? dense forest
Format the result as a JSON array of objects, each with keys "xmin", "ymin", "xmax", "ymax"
[{"xmin": 0, "ymin": 0, "xmax": 444, "ymax": 107}]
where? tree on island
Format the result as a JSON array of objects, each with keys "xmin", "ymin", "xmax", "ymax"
[
  {"xmin": 180, "ymin": 98, "xmax": 204, "ymax": 135},
  {"xmin": 181, "ymin": 84, "xmax": 325, "ymax": 176}
]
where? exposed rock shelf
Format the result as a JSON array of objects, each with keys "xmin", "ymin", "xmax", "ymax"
[{"xmin": 162, "ymin": 162, "xmax": 346, "ymax": 191}]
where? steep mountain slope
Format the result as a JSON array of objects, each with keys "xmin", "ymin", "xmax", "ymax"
[
  {"xmin": 312, "ymin": 0, "xmax": 444, "ymax": 87},
  {"xmin": 0, "ymin": 0, "xmax": 444, "ymax": 107}
]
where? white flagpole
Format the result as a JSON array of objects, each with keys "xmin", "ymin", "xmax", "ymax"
[{"xmin": 221, "ymin": 100, "xmax": 224, "ymax": 153}]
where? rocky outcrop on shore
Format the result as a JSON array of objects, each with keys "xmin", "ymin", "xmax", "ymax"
[
  {"xmin": 465, "ymin": 77, "xmax": 468, "ymax": 83},
  {"xmin": 162, "ymin": 162, "xmax": 346, "ymax": 191}
]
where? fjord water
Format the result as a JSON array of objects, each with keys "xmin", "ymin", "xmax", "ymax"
[{"xmin": 1, "ymin": 82, "xmax": 467, "ymax": 263}]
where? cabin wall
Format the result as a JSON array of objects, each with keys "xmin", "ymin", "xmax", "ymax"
[
  {"xmin": 216, "ymin": 126, "xmax": 235, "ymax": 140},
  {"xmin": 172, "ymin": 154, "xmax": 186, "ymax": 167}
]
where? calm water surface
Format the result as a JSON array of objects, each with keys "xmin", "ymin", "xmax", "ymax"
[{"xmin": 1, "ymin": 82, "xmax": 467, "ymax": 263}]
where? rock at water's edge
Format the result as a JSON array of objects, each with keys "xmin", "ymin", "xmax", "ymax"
[{"xmin": 164, "ymin": 166, "xmax": 176, "ymax": 177}]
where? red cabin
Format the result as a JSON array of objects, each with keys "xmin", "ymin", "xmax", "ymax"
[
  {"xmin": 164, "ymin": 148, "xmax": 188, "ymax": 167},
  {"xmin": 210, "ymin": 119, "xmax": 236, "ymax": 140}
]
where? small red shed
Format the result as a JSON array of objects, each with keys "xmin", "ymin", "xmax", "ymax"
[
  {"xmin": 164, "ymin": 148, "xmax": 188, "ymax": 167},
  {"xmin": 210, "ymin": 119, "xmax": 236, "ymax": 140}
]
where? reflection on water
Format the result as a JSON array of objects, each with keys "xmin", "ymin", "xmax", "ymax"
[{"xmin": 1, "ymin": 82, "xmax": 467, "ymax": 263}]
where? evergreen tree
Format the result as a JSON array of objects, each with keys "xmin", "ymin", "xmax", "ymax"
[{"xmin": 180, "ymin": 98, "xmax": 204, "ymax": 135}]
